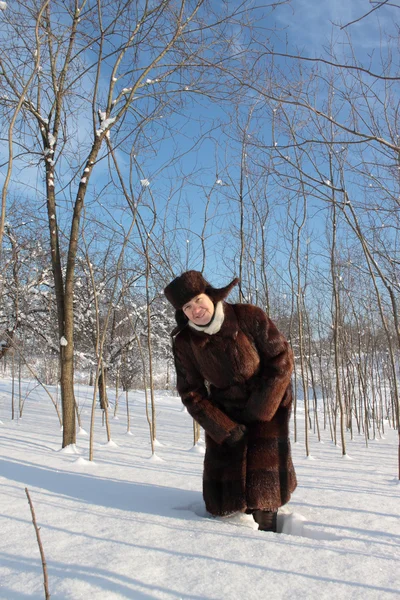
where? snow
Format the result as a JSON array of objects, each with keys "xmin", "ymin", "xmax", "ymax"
[
  {"xmin": 140, "ymin": 178, "xmax": 150, "ymax": 187},
  {"xmin": 58, "ymin": 443, "xmax": 79, "ymax": 454},
  {"xmin": 189, "ymin": 442, "xmax": 205, "ymax": 455},
  {"xmin": 149, "ymin": 452, "xmax": 165, "ymax": 463},
  {"xmin": 101, "ymin": 117, "xmax": 116, "ymax": 130},
  {"xmin": 73, "ymin": 456, "xmax": 95, "ymax": 467},
  {"xmin": 96, "ymin": 112, "xmax": 116, "ymax": 137},
  {"xmin": 60, "ymin": 336, "xmax": 68, "ymax": 346},
  {"xmin": 0, "ymin": 2, "xmax": 7, "ymax": 10},
  {"xmin": 0, "ymin": 379, "xmax": 399, "ymax": 599},
  {"xmin": 48, "ymin": 133, "xmax": 56, "ymax": 148},
  {"xmin": 103, "ymin": 439, "xmax": 118, "ymax": 448}
]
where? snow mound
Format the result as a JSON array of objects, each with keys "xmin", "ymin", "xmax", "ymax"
[
  {"xmin": 58, "ymin": 444, "xmax": 80, "ymax": 454},
  {"xmin": 278, "ymin": 511, "xmax": 342, "ymax": 540},
  {"xmin": 77, "ymin": 427, "xmax": 88, "ymax": 436},
  {"xmin": 212, "ymin": 512, "xmax": 258, "ymax": 530},
  {"xmin": 149, "ymin": 452, "xmax": 164, "ymax": 462},
  {"xmin": 189, "ymin": 443, "xmax": 205, "ymax": 454},
  {"xmin": 187, "ymin": 503, "xmax": 257, "ymax": 529},
  {"xmin": 279, "ymin": 511, "xmax": 307, "ymax": 535},
  {"xmin": 73, "ymin": 457, "xmax": 96, "ymax": 466},
  {"xmin": 103, "ymin": 439, "xmax": 118, "ymax": 448}
]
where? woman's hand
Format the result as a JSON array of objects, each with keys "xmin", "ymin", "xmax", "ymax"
[{"xmin": 224, "ymin": 424, "xmax": 248, "ymax": 446}]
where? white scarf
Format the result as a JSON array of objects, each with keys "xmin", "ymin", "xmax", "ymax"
[{"xmin": 188, "ymin": 301, "xmax": 224, "ymax": 335}]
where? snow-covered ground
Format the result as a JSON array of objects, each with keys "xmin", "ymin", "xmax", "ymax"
[{"xmin": 0, "ymin": 378, "xmax": 399, "ymax": 599}]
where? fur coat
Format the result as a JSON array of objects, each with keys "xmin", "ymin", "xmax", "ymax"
[{"xmin": 172, "ymin": 301, "xmax": 297, "ymax": 516}]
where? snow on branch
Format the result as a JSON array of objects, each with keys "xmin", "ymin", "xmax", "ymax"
[{"xmin": 96, "ymin": 109, "xmax": 116, "ymax": 137}]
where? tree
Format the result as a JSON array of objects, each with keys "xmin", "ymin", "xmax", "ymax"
[{"xmin": 1, "ymin": 0, "xmax": 284, "ymax": 446}]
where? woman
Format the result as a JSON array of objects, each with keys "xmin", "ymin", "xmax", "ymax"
[{"xmin": 164, "ymin": 270, "xmax": 297, "ymax": 532}]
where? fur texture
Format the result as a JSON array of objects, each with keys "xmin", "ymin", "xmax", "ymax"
[{"xmin": 173, "ymin": 302, "xmax": 297, "ymax": 516}]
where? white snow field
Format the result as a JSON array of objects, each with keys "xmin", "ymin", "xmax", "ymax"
[{"xmin": 0, "ymin": 377, "xmax": 399, "ymax": 599}]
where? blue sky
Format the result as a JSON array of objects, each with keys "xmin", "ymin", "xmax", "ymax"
[
  {"xmin": 275, "ymin": 0, "xmax": 398, "ymax": 52},
  {"xmin": 1, "ymin": 0, "xmax": 398, "ymax": 295}
]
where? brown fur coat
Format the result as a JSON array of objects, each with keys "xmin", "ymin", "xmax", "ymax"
[{"xmin": 173, "ymin": 301, "xmax": 297, "ymax": 516}]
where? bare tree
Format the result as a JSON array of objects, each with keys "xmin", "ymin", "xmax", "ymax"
[{"xmin": 1, "ymin": 0, "xmax": 283, "ymax": 446}]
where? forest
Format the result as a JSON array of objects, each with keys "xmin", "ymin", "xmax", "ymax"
[{"xmin": 0, "ymin": 0, "xmax": 399, "ymax": 467}]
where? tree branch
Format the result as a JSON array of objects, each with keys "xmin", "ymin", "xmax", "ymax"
[{"xmin": 25, "ymin": 488, "xmax": 51, "ymax": 600}]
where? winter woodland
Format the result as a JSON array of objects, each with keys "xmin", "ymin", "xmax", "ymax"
[{"xmin": 0, "ymin": 1, "xmax": 399, "ymax": 597}]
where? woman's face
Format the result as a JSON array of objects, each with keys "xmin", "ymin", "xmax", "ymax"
[{"xmin": 182, "ymin": 293, "xmax": 214, "ymax": 326}]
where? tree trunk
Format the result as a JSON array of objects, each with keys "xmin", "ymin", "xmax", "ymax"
[
  {"xmin": 60, "ymin": 344, "xmax": 76, "ymax": 446},
  {"xmin": 98, "ymin": 364, "xmax": 109, "ymax": 410}
]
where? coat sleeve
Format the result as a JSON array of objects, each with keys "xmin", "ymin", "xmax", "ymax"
[
  {"xmin": 242, "ymin": 307, "xmax": 294, "ymax": 422},
  {"xmin": 173, "ymin": 334, "xmax": 239, "ymax": 444}
]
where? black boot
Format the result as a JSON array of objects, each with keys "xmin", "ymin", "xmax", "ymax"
[{"xmin": 253, "ymin": 510, "xmax": 278, "ymax": 532}]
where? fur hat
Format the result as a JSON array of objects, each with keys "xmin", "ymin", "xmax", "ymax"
[{"xmin": 164, "ymin": 270, "xmax": 239, "ymax": 310}]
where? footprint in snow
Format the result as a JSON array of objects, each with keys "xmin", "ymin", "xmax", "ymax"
[{"xmin": 176, "ymin": 502, "xmax": 342, "ymax": 540}]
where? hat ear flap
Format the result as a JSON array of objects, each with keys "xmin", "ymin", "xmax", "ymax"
[
  {"xmin": 205, "ymin": 277, "xmax": 239, "ymax": 303},
  {"xmin": 175, "ymin": 309, "xmax": 188, "ymax": 327},
  {"xmin": 171, "ymin": 309, "xmax": 189, "ymax": 337}
]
